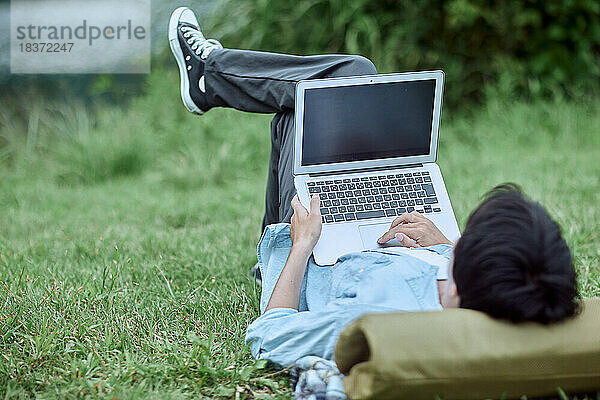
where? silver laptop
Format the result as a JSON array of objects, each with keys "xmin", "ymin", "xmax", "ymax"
[{"xmin": 294, "ymin": 71, "xmax": 461, "ymax": 265}]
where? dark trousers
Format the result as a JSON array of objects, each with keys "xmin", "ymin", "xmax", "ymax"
[{"xmin": 203, "ymin": 49, "xmax": 378, "ymax": 230}]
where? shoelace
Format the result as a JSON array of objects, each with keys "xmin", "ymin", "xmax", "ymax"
[{"xmin": 181, "ymin": 26, "xmax": 222, "ymax": 59}]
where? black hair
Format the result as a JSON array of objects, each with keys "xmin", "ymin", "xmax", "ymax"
[{"xmin": 452, "ymin": 183, "xmax": 579, "ymax": 324}]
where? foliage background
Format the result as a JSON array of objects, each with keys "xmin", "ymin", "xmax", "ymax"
[
  {"xmin": 210, "ymin": 0, "xmax": 600, "ymax": 108},
  {"xmin": 2, "ymin": 0, "xmax": 600, "ymax": 109},
  {"xmin": 210, "ymin": 0, "xmax": 600, "ymax": 105}
]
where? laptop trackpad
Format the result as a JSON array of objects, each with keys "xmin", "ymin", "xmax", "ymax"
[{"xmin": 359, "ymin": 222, "xmax": 401, "ymax": 249}]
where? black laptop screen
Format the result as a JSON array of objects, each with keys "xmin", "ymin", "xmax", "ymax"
[{"xmin": 301, "ymin": 79, "xmax": 436, "ymax": 166}]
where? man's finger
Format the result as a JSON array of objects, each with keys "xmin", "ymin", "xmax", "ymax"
[
  {"xmin": 389, "ymin": 212, "xmax": 421, "ymax": 229},
  {"xmin": 395, "ymin": 232, "xmax": 420, "ymax": 248},
  {"xmin": 291, "ymin": 195, "xmax": 308, "ymax": 215},
  {"xmin": 309, "ymin": 194, "xmax": 321, "ymax": 215},
  {"xmin": 377, "ymin": 224, "xmax": 419, "ymax": 244}
]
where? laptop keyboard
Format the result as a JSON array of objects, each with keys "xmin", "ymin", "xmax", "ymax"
[{"xmin": 306, "ymin": 171, "xmax": 441, "ymax": 224}]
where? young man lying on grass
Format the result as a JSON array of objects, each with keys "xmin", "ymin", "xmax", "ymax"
[{"xmin": 168, "ymin": 7, "xmax": 579, "ymax": 369}]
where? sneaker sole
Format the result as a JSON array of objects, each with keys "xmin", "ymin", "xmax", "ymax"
[{"xmin": 168, "ymin": 7, "xmax": 203, "ymax": 115}]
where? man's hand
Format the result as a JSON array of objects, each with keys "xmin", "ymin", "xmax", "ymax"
[
  {"xmin": 265, "ymin": 194, "xmax": 321, "ymax": 312},
  {"xmin": 290, "ymin": 194, "xmax": 322, "ymax": 253},
  {"xmin": 377, "ymin": 211, "xmax": 452, "ymax": 247}
]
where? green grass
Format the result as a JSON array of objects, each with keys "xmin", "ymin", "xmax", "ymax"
[{"xmin": 0, "ymin": 67, "xmax": 599, "ymax": 398}]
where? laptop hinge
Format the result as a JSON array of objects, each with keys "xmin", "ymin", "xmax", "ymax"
[{"xmin": 308, "ymin": 163, "xmax": 424, "ymax": 177}]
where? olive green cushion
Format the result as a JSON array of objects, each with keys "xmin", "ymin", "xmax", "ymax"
[{"xmin": 335, "ymin": 298, "xmax": 600, "ymax": 400}]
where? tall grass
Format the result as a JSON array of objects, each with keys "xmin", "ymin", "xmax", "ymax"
[{"xmin": 0, "ymin": 68, "xmax": 270, "ymax": 187}]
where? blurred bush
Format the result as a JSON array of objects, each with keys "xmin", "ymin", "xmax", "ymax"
[{"xmin": 209, "ymin": 0, "xmax": 600, "ymax": 107}]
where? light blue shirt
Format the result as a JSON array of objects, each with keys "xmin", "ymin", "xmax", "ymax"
[{"xmin": 245, "ymin": 223, "xmax": 453, "ymax": 368}]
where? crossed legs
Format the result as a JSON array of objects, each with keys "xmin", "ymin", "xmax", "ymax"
[{"xmin": 168, "ymin": 7, "xmax": 378, "ymax": 232}]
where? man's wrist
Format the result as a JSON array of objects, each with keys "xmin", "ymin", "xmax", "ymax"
[{"xmin": 291, "ymin": 241, "xmax": 314, "ymax": 257}]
